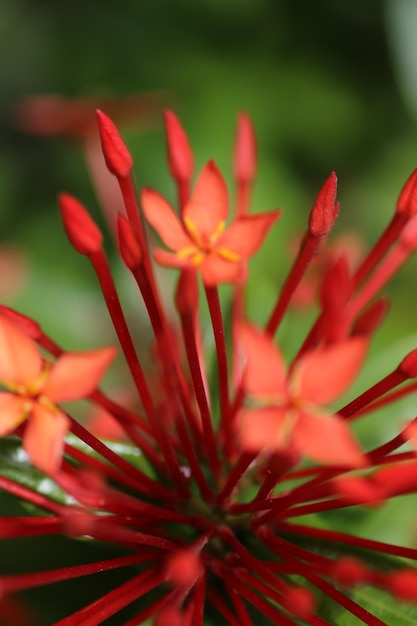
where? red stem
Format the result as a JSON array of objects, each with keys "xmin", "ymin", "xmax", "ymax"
[
  {"xmin": 68, "ymin": 418, "xmax": 173, "ymax": 501},
  {"xmin": 352, "ymin": 213, "xmax": 405, "ymax": 288},
  {"xmin": 279, "ymin": 522, "xmax": 417, "ymax": 561},
  {"xmin": 54, "ymin": 566, "xmax": 163, "ymax": 626},
  {"xmin": 218, "ymin": 451, "xmax": 257, "ymax": 504},
  {"xmin": 180, "ymin": 311, "xmax": 221, "ymax": 479},
  {"xmin": 266, "ymin": 233, "xmax": 323, "ymax": 336},
  {"xmin": 89, "ymin": 249, "xmax": 186, "ymax": 492},
  {"xmin": 306, "ymin": 573, "xmax": 385, "ymax": 626},
  {"xmin": 204, "ymin": 285, "xmax": 231, "ymax": 455},
  {"xmin": 1, "ymin": 554, "xmax": 149, "ymax": 593},
  {"xmin": 337, "ymin": 369, "xmax": 407, "ymax": 419}
]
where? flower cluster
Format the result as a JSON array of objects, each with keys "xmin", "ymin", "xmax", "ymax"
[{"xmin": 1, "ymin": 107, "xmax": 417, "ymax": 624}]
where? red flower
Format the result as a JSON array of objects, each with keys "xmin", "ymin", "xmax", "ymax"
[
  {"xmin": 0, "ymin": 313, "xmax": 116, "ymax": 473},
  {"xmin": 238, "ymin": 322, "xmax": 367, "ymax": 466},
  {"xmin": 2, "ymin": 108, "xmax": 417, "ymax": 625},
  {"xmin": 142, "ymin": 160, "xmax": 280, "ymax": 285}
]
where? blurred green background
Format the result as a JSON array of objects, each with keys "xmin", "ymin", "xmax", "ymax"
[
  {"xmin": 1, "ymin": 0, "xmax": 417, "ymax": 347},
  {"xmin": 1, "ymin": 0, "xmax": 417, "ymax": 346},
  {"xmin": 2, "ymin": 0, "xmax": 417, "ymax": 622}
]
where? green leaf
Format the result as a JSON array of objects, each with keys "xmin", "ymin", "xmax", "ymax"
[
  {"xmin": 280, "ymin": 530, "xmax": 417, "ymax": 624},
  {"xmin": 319, "ymin": 585, "xmax": 417, "ymax": 625},
  {"xmin": 0, "ymin": 433, "xmax": 158, "ymax": 514},
  {"xmin": 0, "ymin": 436, "xmax": 75, "ymax": 511},
  {"xmin": 65, "ymin": 432, "xmax": 158, "ymax": 478}
]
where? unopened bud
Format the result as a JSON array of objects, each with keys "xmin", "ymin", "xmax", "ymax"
[
  {"xmin": 400, "ymin": 213, "xmax": 417, "ymax": 252},
  {"xmin": 399, "ymin": 347, "xmax": 417, "ymax": 378},
  {"xmin": 96, "ymin": 109, "xmax": 133, "ymax": 178},
  {"xmin": 233, "ymin": 111, "xmax": 257, "ymax": 184},
  {"xmin": 352, "ymin": 299, "xmax": 389, "ymax": 336},
  {"xmin": 164, "ymin": 109, "xmax": 194, "ymax": 183},
  {"xmin": 58, "ymin": 193, "xmax": 103, "ymax": 255},
  {"xmin": 309, "ymin": 172, "xmax": 338, "ymax": 237},
  {"xmin": 396, "ymin": 168, "xmax": 417, "ymax": 218}
]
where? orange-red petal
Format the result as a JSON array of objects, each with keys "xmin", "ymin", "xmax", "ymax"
[
  {"xmin": 293, "ymin": 337, "xmax": 367, "ymax": 406},
  {"xmin": 183, "ymin": 161, "xmax": 228, "ymax": 241},
  {"xmin": 43, "ymin": 347, "xmax": 117, "ymax": 402},
  {"xmin": 0, "ymin": 393, "xmax": 28, "ymax": 436},
  {"xmin": 217, "ymin": 211, "xmax": 281, "ymax": 258},
  {"xmin": 239, "ymin": 407, "xmax": 289, "ymax": 451},
  {"xmin": 200, "ymin": 254, "xmax": 245, "ymax": 285},
  {"xmin": 141, "ymin": 188, "xmax": 192, "ymax": 251},
  {"xmin": 153, "ymin": 248, "xmax": 192, "ymax": 270},
  {"xmin": 24, "ymin": 405, "xmax": 69, "ymax": 474},
  {"xmin": 0, "ymin": 315, "xmax": 42, "ymax": 386},
  {"xmin": 239, "ymin": 323, "xmax": 287, "ymax": 397},
  {"xmin": 294, "ymin": 410, "xmax": 366, "ymax": 467}
]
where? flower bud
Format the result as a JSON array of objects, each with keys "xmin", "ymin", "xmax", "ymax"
[
  {"xmin": 309, "ymin": 172, "xmax": 338, "ymax": 237},
  {"xmin": 96, "ymin": 109, "xmax": 133, "ymax": 178},
  {"xmin": 58, "ymin": 193, "xmax": 103, "ymax": 255},
  {"xmin": 396, "ymin": 168, "xmax": 417, "ymax": 218},
  {"xmin": 164, "ymin": 109, "xmax": 194, "ymax": 183},
  {"xmin": 233, "ymin": 111, "xmax": 257, "ymax": 184}
]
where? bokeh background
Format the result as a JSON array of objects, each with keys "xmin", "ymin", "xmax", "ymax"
[
  {"xmin": 1, "ymin": 0, "xmax": 417, "ymax": 623},
  {"xmin": 1, "ymin": 0, "xmax": 417, "ymax": 341}
]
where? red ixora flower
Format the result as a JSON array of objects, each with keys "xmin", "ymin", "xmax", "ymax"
[
  {"xmin": 238, "ymin": 322, "xmax": 367, "ymax": 466},
  {"xmin": 0, "ymin": 314, "xmax": 116, "ymax": 474},
  {"xmin": 2, "ymin": 108, "xmax": 417, "ymax": 625},
  {"xmin": 141, "ymin": 160, "xmax": 280, "ymax": 285}
]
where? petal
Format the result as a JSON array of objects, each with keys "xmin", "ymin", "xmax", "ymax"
[
  {"xmin": 24, "ymin": 405, "xmax": 69, "ymax": 474},
  {"xmin": 239, "ymin": 322, "xmax": 287, "ymax": 396},
  {"xmin": 153, "ymin": 248, "xmax": 192, "ymax": 270},
  {"xmin": 217, "ymin": 211, "xmax": 281, "ymax": 258},
  {"xmin": 43, "ymin": 347, "xmax": 117, "ymax": 402},
  {"xmin": 183, "ymin": 161, "xmax": 228, "ymax": 241},
  {"xmin": 0, "ymin": 314, "xmax": 42, "ymax": 385},
  {"xmin": 293, "ymin": 337, "xmax": 367, "ymax": 406},
  {"xmin": 0, "ymin": 393, "xmax": 28, "ymax": 436},
  {"xmin": 294, "ymin": 410, "xmax": 366, "ymax": 467},
  {"xmin": 141, "ymin": 188, "xmax": 192, "ymax": 251},
  {"xmin": 239, "ymin": 407, "xmax": 289, "ymax": 451},
  {"xmin": 200, "ymin": 255, "xmax": 244, "ymax": 286}
]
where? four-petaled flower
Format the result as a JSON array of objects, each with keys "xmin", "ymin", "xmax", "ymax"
[
  {"xmin": 141, "ymin": 160, "xmax": 280, "ymax": 285},
  {"xmin": 238, "ymin": 322, "xmax": 368, "ymax": 466},
  {"xmin": 0, "ymin": 314, "xmax": 116, "ymax": 474}
]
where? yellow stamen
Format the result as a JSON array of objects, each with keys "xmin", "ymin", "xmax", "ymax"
[
  {"xmin": 216, "ymin": 247, "xmax": 241, "ymax": 262},
  {"xmin": 177, "ymin": 245, "xmax": 199, "ymax": 260},
  {"xmin": 210, "ymin": 220, "xmax": 226, "ymax": 243},
  {"xmin": 184, "ymin": 216, "xmax": 204, "ymax": 247},
  {"xmin": 190, "ymin": 251, "xmax": 205, "ymax": 266}
]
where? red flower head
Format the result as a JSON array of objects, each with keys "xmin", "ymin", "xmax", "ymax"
[
  {"xmin": 238, "ymin": 322, "xmax": 367, "ymax": 466},
  {"xmin": 142, "ymin": 160, "xmax": 280, "ymax": 285},
  {"xmin": 0, "ymin": 313, "xmax": 116, "ymax": 473},
  {"xmin": 2, "ymin": 108, "xmax": 417, "ymax": 625}
]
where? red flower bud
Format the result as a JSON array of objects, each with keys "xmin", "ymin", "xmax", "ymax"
[
  {"xmin": 58, "ymin": 193, "xmax": 103, "ymax": 255},
  {"xmin": 399, "ymin": 347, "xmax": 417, "ymax": 378},
  {"xmin": 233, "ymin": 111, "xmax": 257, "ymax": 184},
  {"xmin": 396, "ymin": 168, "xmax": 417, "ymax": 218},
  {"xmin": 400, "ymin": 213, "xmax": 417, "ymax": 251},
  {"xmin": 351, "ymin": 298, "xmax": 389, "ymax": 336},
  {"xmin": 96, "ymin": 109, "xmax": 133, "ymax": 178},
  {"xmin": 309, "ymin": 172, "xmax": 338, "ymax": 237},
  {"xmin": 164, "ymin": 109, "xmax": 194, "ymax": 183}
]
